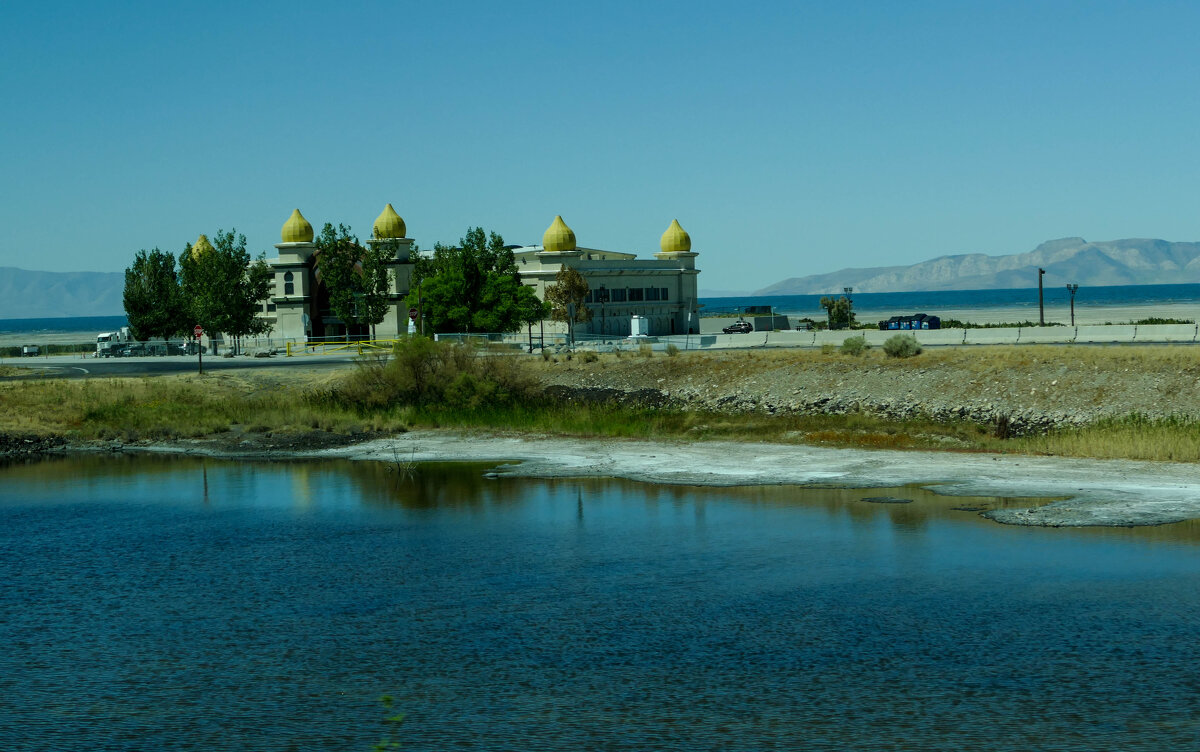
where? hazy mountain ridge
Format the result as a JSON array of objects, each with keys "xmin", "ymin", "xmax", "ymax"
[
  {"xmin": 0, "ymin": 267, "xmax": 125, "ymax": 318},
  {"xmin": 756, "ymin": 238, "xmax": 1200, "ymax": 295}
]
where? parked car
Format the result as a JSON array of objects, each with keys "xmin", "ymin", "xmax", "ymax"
[{"xmin": 723, "ymin": 321, "xmax": 754, "ymax": 334}]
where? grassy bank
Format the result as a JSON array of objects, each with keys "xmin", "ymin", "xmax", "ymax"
[
  {"xmin": 2, "ymin": 340, "xmax": 1199, "ymax": 462},
  {"xmin": 0, "ymin": 371, "xmax": 407, "ymax": 441}
]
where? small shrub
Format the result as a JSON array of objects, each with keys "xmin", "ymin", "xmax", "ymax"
[
  {"xmin": 992, "ymin": 414, "xmax": 1012, "ymax": 439},
  {"xmin": 638, "ymin": 343, "xmax": 653, "ymax": 358},
  {"xmin": 840, "ymin": 336, "xmax": 869, "ymax": 356},
  {"xmin": 883, "ymin": 334, "xmax": 922, "ymax": 358},
  {"xmin": 665, "ymin": 344, "xmax": 680, "ymax": 357},
  {"xmin": 820, "ymin": 343, "xmax": 836, "ymax": 355},
  {"xmin": 580, "ymin": 350, "xmax": 599, "ymax": 363}
]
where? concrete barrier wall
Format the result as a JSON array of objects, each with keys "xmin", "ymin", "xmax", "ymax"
[
  {"xmin": 908, "ymin": 329, "xmax": 966, "ymax": 346},
  {"xmin": 964, "ymin": 328, "xmax": 1020, "ymax": 345},
  {"xmin": 1015, "ymin": 326, "xmax": 1070, "ymax": 343},
  {"xmin": 1139, "ymin": 324, "xmax": 1199, "ymax": 343},
  {"xmin": 1075, "ymin": 325, "xmax": 1136, "ymax": 343},
  {"xmin": 689, "ymin": 324, "xmax": 1199, "ymax": 350}
]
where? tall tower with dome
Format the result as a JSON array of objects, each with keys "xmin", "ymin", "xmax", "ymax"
[{"xmin": 267, "ymin": 204, "xmax": 417, "ymax": 342}]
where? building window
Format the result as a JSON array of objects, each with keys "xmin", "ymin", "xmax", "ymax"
[
  {"xmin": 629, "ymin": 288, "xmax": 644, "ymax": 302},
  {"xmin": 661, "ymin": 287, "xmax": 668, "ymax": 301},
  {"xmin": 645, "ymin": 287, "xmax": 662, "ymax": 301},
  {"xmin": 284, "ymin": 271, "xmax": 294, "ymax": 296},
  {"xmin": 584, "ymin": 290, "xmax": 593, "ymax": 303},
  {"xmin": 267, "ymin": 303, "xmax": 276, "ymax": 312},
  {"xmin": 611, "ymin": 288, "xmax": 627, "ymax": 302}
]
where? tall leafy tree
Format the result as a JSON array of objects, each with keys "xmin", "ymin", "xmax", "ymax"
[
  {"xmin": 407, "ymin": 227, "xmax": 545, "ymax": 333},
  {"xmin": 819, "ymin": 295, "xmax": 855, "ymax": 330},
  {"xmin": 544, "ymin": 265, "xmax": 592, "ymax": 326},
  {"xmin": 123, "ymin": 248, "xmax": 186, "ymax": 341},
  {"xmin": 313, "ymin": 223, "xmax": 394, "ymax": 340},
  {"xmin": 179, "ymin": 229, "xmax": 273, "ymax": 354}
]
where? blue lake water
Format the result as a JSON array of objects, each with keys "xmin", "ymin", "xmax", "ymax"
[
  {"xmin": 0, "ymin": 314, "xmax": 127, "ymax": 335},
  {"xmin": 702, "ymin": 282, "xmax": 1200, "ymax": 318},
  {"xmin": 2, "ymin": 455, "xmax": 1200, "ymax": 750}
]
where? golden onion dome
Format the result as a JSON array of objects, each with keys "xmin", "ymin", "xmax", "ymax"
[
  {"xmin": 373, "ymin": 203, "xmax": 407, "ymax": 239},
  {"xmin": 542, "ymin": 215, "xmax": 577, "ymax": 252},
  {"xmin": 190, "ymin": 234, "xmax": 215, "ymax": 259},
  {"xmin": 281, "ymin": 208, "xmax": 314, "ymax": 243},
  {"xmin": 660, "ymin": 218, "xmax": 692, "ymax": 254}
]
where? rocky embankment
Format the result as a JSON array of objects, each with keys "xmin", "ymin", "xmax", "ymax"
[
  {"xmin": 538, "ymin": 347, "xmax": 1200, "ymax": 435},
  {"xmin": 0, "ymin": 433, "xmax": 67, "ymax": 456}
]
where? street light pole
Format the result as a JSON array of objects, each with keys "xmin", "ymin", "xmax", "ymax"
[
  {"xmin": 597, "ymin": 285, "xmax": 608, "ymax": 342},
  {"xmin": 1066, "ymin": 283, "xmax": 1079, "ymax": 326},
  {"xmin": 1038, "ymin": 268, "xmax": 1046, "ymax": 326}
]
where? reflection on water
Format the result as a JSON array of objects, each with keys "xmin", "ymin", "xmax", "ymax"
[{"xmin": 2, "ymin": 455, "xmax": 1200, "ymax": 751}]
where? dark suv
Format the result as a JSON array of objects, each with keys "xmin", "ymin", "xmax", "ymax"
[{"xmin": 723, "ymin": 321, "xmax": 753, "ymax": 334}]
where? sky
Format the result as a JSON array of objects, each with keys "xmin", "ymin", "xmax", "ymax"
[{"xmin": 3, "ymin": 0, "xmax": 1200, "ymax": 293}]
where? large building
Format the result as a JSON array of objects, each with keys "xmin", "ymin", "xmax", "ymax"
[
  {"xmin": 262, "ymin": 207, "xmax": 700, "ymax": 341},
  {"xmin": 514, "ymin": 216, "xmax": 700, "ymax": 336}
]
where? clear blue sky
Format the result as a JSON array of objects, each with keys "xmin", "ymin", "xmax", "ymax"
[{"xmin": 3, "ymin": 0, "xmax": 1199, "ymax": 293}]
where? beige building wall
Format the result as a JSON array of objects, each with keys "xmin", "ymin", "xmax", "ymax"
[{"xmin": 516, "ymin": 217, "xmax": 701, "ymax": 337}]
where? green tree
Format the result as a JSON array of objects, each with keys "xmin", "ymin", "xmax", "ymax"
[
  {"xmin": 179, "ymin": 229, "xmax": 273, "ymax": 354},
  {"xmin": 545, "ymin": 265, "xmax": 592, "ymax": 325},
  {"xmin": 819, "ymin": 295, "xmax": 855, "ymax": 330},
  {"xmin": 407, "ymin": 227, "xmax": 545, "ymax": 333},
  {"xmin": 544, "ymin": 265, "xmax": 591, "ymax": 344},
  {"xmin": 314, "ymin": 223, "xmax": 395, "ymax": 340},
  {"xmin": 123, "ymin": 248, "xmax": 187, "ymax": 342}
]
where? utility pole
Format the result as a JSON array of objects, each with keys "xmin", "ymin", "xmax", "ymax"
[
  {"xmin": 1066, "ymin": 283, "xmax": 1079, "ymax": 326},
  {"xmin": 1038, "ymin": 268, "xmax": 1046, "ymax": 326}
]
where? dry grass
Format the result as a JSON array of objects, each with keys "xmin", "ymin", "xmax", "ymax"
[
  {"xmin": 0, "ymin": 370, "xmax": 405, "ymax": 441},
  {"xmin": 1009, "ymin": 415, "xmax": 1200, "ymax": 462}
]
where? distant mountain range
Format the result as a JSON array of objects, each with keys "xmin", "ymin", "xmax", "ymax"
[
  {"xmin": 755, "ymin": 238, "xmax": 1200, "ymax": 295},
  {"xmin": 0, "ymin": 267, "xmax": 125, "ymax": 319}
]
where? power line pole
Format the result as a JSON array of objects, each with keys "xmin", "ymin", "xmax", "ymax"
[{"xmin": 1038, "ymin": 268, "xmax": 1046, "ymax": 326}]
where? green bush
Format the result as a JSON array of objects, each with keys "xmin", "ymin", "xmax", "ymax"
[
  {"xmin": 328, "ymin": 337, "xmax": 539, "ymax": 411},
  {"xmin": 579, "ymin": 350, "xmax": 599, "ymax": 363},
  {"xmin": 665, "ymin": 344, "xmax": 680, "ymax": 357},
  {"xmin": 883, "ymin": 334, "xmax": 922, "ymax": 358},
  {"xmin": 840, "ymin": 336, "xmax": 869, "ymax": 356}
]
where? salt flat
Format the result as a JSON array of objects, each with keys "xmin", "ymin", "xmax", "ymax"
[{"xmin": 328, "ymin": 430, "xmax": 1200, "ymax": 528}]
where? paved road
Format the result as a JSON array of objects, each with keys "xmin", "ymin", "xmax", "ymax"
[{"xmin": 0, "ymin": 353, "xmax": 360, "ymax": 379}]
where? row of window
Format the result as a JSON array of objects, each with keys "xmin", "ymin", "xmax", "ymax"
[{"xmin": 584, "ymin": 287, "xmax": 670, "ymax": 303}]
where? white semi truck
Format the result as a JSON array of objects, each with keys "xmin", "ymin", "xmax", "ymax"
[{"xmin": 96, "ymin": 327, "xmax": 132, "ymax": 357}]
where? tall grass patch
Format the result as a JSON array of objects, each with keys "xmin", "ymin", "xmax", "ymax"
[{"xmin": 1011, "ymin": 414, "xmax": 1200, "ymax": 462}]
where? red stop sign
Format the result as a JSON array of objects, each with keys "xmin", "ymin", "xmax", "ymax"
[{"xmin": 194, "ymin": 325, "xmax": 203, "ymax": 338}]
